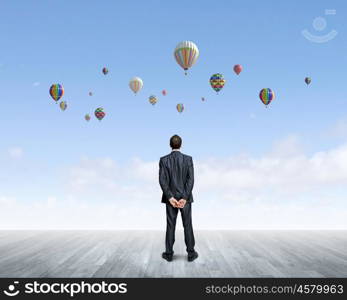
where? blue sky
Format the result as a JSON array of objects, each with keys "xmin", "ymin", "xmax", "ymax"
[{"xmin": 0, "ymin": 0, "xmax": 346, "ymax": 229}]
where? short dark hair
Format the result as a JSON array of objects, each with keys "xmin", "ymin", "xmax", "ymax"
[{"xmin": 170, "ymin": 135, "xmax": 182, "ymax": 149}]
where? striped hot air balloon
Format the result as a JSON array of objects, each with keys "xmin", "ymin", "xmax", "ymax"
[
  {"xmin": 149, "ymin": 95, "xmax": 157, "ymax": 105},
  {"xmin": 85, "ymin": 114, "xmax": 91, "ymax": 121},
  {"xmin": 174, "ymin": 41, "xmax": 199, "ymax": 75},
  {"xmin": 305, "ymin": 77, "xmax": 311, "ymax": 85},
  {"xmin": 176, "ymin": 103, "xmax": 184, "ymax": 113},
  {"xmin": 95, "ymin": 107, "xmax": 106, "ymax": 121},
  {"xmin": 259, "ymin": 88, "xmax": 275, "ymax": 107},
  {"xmin": 210, "ymin": 73, "xmax": 226, "ymax": 93},
  {"xmin": 49, "ymin": 84, "xmax": 64, "ymax": 103},
  {"xmin": 59, "ymin": 101, "xmax": 67, "ymax": 111},
  {"xmin": 129, "ymin": 77, "xmax": 143, "ymax": 95},
  {"xmin": 102, "ymin": 67, "xmax": 108, "ymax": 75}
]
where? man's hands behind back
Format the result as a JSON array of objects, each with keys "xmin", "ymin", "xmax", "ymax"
[
  {"xmin": 177, "ymin": 199, "xmax": 187, "ymax": 208},
  {"xmin": 169, "ymin": 198, "xmax": 187, "ymax": 208},
  {"xmin": 169, "ymin": 198, "xmax": 179, "ymax": 208}
]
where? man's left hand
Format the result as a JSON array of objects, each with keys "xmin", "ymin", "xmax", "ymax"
[{"xmin": 177, "ymin": 199, "xmax": 187, "ymax": 208}]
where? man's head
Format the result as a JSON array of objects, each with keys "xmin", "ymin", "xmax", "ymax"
[{"xmin": 170, "ymin": 135, "xmax": 182, "ymax": 150}]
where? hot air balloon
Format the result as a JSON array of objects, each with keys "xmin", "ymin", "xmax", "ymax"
[
  {"xmin": 233, "ymin": 64, "xmax": 242, "ymax": 75},
  {"xmin": 89, "ymin": 92, "xmax": 93, "ymax": 96},
  {"xmin": 174, "ymin": 41, "xmax": 199, "ymax": 75},
  {"xmin": 259, "ymin": 88, "xmax": 275, "ymax": 107},
  {"xmin": 162, "ymin": 90, "xmax": 167, "ymax": 96},
  {"xmin": 129, "ymin": 77, "xmax": 143, "ymax": 95},
  {"xmin": 210, "ymin": 73, "xmax": 226, "ymax": 93},
  {"xmin": 49, "ymin": 84, "xmax": 64, "ymax": 103},
  {"xmin": 102, "ymin": 67, "xmax": 108, "ymax": 75},
  {"xmin": 305, "ymin": 77, "xmax": 311, "ymax": 85},
  {"xmin": 95, "ymin": 107, "xmax": 106, "ymax": 121},
  {"xmin": 149, "ymin": 95, "xmax": 157, "ymax": 105},
  {"xmin": 59, "ymin": 101, "xmax": 67, "ymax": 111},
  {"xmin": 176, "ymin": 103, "xmax": 184, "ymax": 113},
  {"xmin": 85, "ymin": 114, "xmax": 91, "ymax": 121},
  {"xmin": 201, "ymin": 97, "xmax": 206, "ymax": 101}
]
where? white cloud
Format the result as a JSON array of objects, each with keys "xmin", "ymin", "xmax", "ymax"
[
  {"xmin": 1, "ymin": 136, "xmax": 347, "ymax": 229},
  {"xmin": 7, "ymin": 147, "xmax": 23, "ymax": 159},
  {"xmin": 196, "ymin": 139, "xmax": 347, "ymax": 194},
  {"xmin": 269, "ymin": 134, "xmax": 303, "ymax": 157},
  {"xmin": 326, "ymin": 118, "xmax": 347, "ymax": 138},
  {"xmin": 0, "ymin": 196, "xmax": 164, "ymax": 230}
]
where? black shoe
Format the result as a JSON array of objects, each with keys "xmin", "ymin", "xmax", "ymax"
[
  {"xmin": 188, "ymin": 251, "xmax": 198, "ymax": 262},
  {"xmin": 162, "ymin": 252, "xmax": 173, "ymax": 262}
]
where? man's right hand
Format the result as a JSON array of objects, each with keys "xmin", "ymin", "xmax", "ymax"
[
  {"xmin": 169, "ymin": 197, "xmax": 178, "ymax": 208},
  {"xmin": 177, "ymin": 199, "xmax": 187, "ymax": 208}
]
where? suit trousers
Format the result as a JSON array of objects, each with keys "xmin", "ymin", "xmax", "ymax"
[{"xmin": 165, "ymin": 202, "xmax": 195, "ymax": 255}]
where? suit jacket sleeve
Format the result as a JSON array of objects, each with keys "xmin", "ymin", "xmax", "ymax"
[
  {"xmin": 159, "ymin": 158, "xmax": 173, "ymax": 200},
  {"xmin": 183, "ymin": 157, "xmax": 194, "ymax": 201}
]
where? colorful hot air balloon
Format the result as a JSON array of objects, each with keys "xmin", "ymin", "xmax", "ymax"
[
  {"xmin": 210, "ymin": 73, "xmax": 226, "ymax": 93},
  {"xmin": 49, "ymin": 84, "xmax": 64, "ymax": 103},
  {"xmin": 305, "ymin": 77, "xmax": 311, "ymax": 85},
  {"xmin": 149, "ymin": 95, "xmax": 157, "ymax": 105},
  {"xmin": 174, "ymin": 41, "xmax": 199, "ymax": 75},
  {"xmin": 89, "ymin": 92, "xmax": 93, "ymax": 96},
  {"xmin": 259, "ymin": 88, "xmax": 275, "ymax": 106},
  {"xmin": 233, "ymin": 64, "xmax": 243, "ymax": 75},
  {"xmin": 95, "ymin": 107, "xmax": 105, "ymax": 121},
  {"xmin": 129, "ymin": 77, "xmax": 143, "ymax": 94},
  {"xmin": 85, "ymin": 114, "xmax": 91, "ymax": 121},
  {"xmin": 59, "ymin": 101, "xmax": 67, "ymax": 111},
  {"xmin": 162, "ymin": 90, "xmax": 167, "ymax": 96},
  {"xmin": 102, "ymin": 67, "xmax": 108, "ymax": 75},
  {"xmin": 176, "ymin": 103, "xmax": 184, "ymax": 113}
]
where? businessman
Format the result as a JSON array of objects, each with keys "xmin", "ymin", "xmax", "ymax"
[{"xmin": 159, "ymin": 135, "xmax": 198, "ymax": 262}]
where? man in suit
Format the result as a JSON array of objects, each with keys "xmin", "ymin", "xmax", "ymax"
[{"xmin": 159, "ymin": 134, "xmax": 198, "ymax": 262}]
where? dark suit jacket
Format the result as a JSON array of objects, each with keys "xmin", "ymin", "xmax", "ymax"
[{"xmin": 159, "ymin": 151, "xmax": 194, "ymax": 203}]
